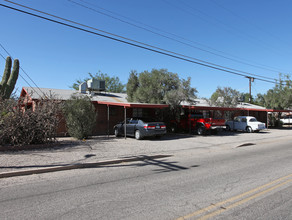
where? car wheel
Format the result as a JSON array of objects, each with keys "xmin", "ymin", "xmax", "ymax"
[
  {"xmin": 114, "ymin": 128, "xmax": 119, "ymax": 137},
  {"xmin": 226, "ymin": 125, "xmax": 231, "ymax": 131},
  {"xmin": 135, "ymin": 130, "xmax": 142, "ymax": 140},
  {"xmin": 197, "ymin": 126, "xmax": 205, "ymax": 135},
  {"xmin": 246, "ymin": 126, "xmax": 253, "ymax": 133}
]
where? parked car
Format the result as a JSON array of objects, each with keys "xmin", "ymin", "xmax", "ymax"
[
  {"xmin": 225, "ymin": 116, "xmax": 266, "ymax": 133},
  {"xmin": 169, "ymin": 113, "xmax": 226, "ymax": 135},
  {"xmin": 113, "ymin": 118, "xmax": 167, "ymax": 140},
  {"xmin": 280, "ymin": 116, "xmax": 292, "ymax": 125}
]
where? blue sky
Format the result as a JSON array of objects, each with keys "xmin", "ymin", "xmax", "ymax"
[{"xmin": 1, "ymin": 0, "xmax": 292, "ymax": 98}]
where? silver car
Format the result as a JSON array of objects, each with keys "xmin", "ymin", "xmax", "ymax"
[{"xmin": 114, "ymin": 118, "xmax": 167, "ymax": 140}]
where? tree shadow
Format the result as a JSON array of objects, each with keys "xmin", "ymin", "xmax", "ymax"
[
  {"xmin": 0, "ymin": 155, "xmax": 199, "ymax": 176},
  {"xmin": 89, "ymin": 155, "xmax": 200, "ymax": 174}
]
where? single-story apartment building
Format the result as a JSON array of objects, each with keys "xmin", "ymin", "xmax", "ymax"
[{"xmin": 19, "ymin": 87, "xmax": 291, "ymax": 136}]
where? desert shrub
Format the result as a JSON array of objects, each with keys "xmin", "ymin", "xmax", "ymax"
[
  {"xmin": 62, "ymin": 95, "xmax": 97, "ymax": 139},
  {"xmin": 0, "ymin": 97, "xmax": 60, "ymax": 146}
]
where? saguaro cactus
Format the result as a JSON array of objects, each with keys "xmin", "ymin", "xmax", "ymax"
[{"xmin": 0, "ymin": 56, "xmax": 19, "ymax": 99}]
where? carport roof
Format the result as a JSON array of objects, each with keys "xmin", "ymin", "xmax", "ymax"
[
  {"xmin": 20, "ymin": 87, "xmax": 291, "ymax": 112},
  {"xmin": 20, "ymin": 87, "xmax": 169, "ymax": 108}
]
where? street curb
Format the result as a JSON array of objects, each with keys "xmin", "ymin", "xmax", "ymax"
[{"xmin": 0, "ymin": 155, "xmax": 171, "ymax": 179}]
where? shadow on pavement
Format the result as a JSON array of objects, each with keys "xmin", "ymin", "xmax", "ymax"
[{"xmin": 0, "ymin": 155, "xmax": 199, "ymax": 178}]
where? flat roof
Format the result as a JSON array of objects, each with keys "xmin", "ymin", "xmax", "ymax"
[{"xmin": 20, "ymin": 87, "xmax": 291, "ymax": 112}]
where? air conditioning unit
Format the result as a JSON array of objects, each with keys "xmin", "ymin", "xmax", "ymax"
[{"xmin": 87, "ymin": 79, "xmax": 106, "ymax": 91}]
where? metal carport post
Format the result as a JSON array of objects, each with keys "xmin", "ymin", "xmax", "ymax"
[
  {"xmin": 107, "ymin": 105, "xmax": 110, "ymax": 138},
  {"xmin": 124, "ymin": 107, "xmax": 127, "ymax": 139}
]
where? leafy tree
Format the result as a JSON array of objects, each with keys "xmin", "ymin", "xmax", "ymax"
[
  {"xmin": 240, "ymin": 92, "xmax": 253, "ymax": 103},
  {"xmin": 71, "ymin": 71, "xmax": 125, "ymax": 93},
  {"xmin": 126, "ymin": 69, "xmax": 197, "ymax": 108},
  {"xmin": 63, "ymin": 95, "xmax": 97, "ymax": 139},
  {"xmin": 126, "ymin": 70, "xmax": 139, "ymax": 102},
  {"xmin": 261, "ymin": 74, "xmax": 292, "ymax": 110},
  {"xmin": 253, "ymin": 93, "xmax": 266, "ymax": 107},
  {"xmin": 209, "ymin": 87, "xmax": 241, "ymax": 108},
  {"xmin": 164, "ymin": 77, "xmax": 197, "ymax": 108}
]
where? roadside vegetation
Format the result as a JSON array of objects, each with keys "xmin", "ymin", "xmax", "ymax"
[
  {"xmin": 209, "ymin": 74, "xmax": 292, "ymax": 110},
  {"xmin": 2, "ymin": 56, "xmax": 292, "ymax": 147},
  {"xmin": 62, "ymin": 95, "xmax": 97, "ymax": 140},
  {"xmin": 0, "ymin": 97, "xmax": 60, "ymax": 147}
]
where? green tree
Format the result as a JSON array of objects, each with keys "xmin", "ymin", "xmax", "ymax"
[
  {"xmin": 240, "ymin": 92, "xmax": 253, "ymax": 103},
  {"xmin": 63, "ymin": 95, "xmax": 97, "ymax": 139},
  {"xmin": 71, "ymin": 71, "xmax": 125, "ymax": 93},
  {"xmin": 126, "ymin": 69, "xmax": 197, "ymax": 107},
  {"xmin": 253, "ymin": 93, "xmax": 266, "ymax": 107},
  {"xmin": 126, "ymin": 70, "xmax": 139, "ymax": 102},
  {"xmin": 209, "ymin": 87, "xmax": 241, "ymax": 108},
  {"xmin": 261, "ymin": 74, "xmax": 292, "ymax": 110}
]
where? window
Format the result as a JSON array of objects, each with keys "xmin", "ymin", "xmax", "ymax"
[
  {"xmin": 249, "ymin": 118, "xmax": 257, "ymax": 122},
  {"xmin": 130, "ymin": 119, "xmax": 138, "ymax": 124},
  {"xmin": 234, "ymin": 117, "xmax": 240, "ymax": 122},
  {"xmin": 241, "ymin": 118, "xmax": 247, "ymax": 122}
]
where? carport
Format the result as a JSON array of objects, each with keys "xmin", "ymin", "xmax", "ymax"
[
  {"xmin": 182, "ymin": 105, "xmax": 292, "ymax": 129},
  {"xmin": 181, "ymin": 105, "xmax": 270, "ymax": 132},
  {"xmin": 94, "ymin": 101, "xmax": 169, "ymax": 138}
]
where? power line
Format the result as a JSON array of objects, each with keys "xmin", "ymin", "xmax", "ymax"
[
  {"xmin": 4, "ymin": 0, "xmax": 280, "ymax": 82},
  {"xmin": 0, "ymin": 43, "xmax": 45, "ymax": 97},
  {"xmin": 67, "ymin": 0, "xmax": 283, "ymax": 75},
  {"xmin": 164, "ymin": 0, "xmax": 288, "ymax": 61},
  {"xmin": 0, "ymin": 2, "xmax": 282, "ymax": 86},
  {"xmin": 210, "ymin": 0, "xmax": 292, "ymax": 54},
  {"xmin": 0, "ymin": 51, "xmax": 42, "ymax": 97}
]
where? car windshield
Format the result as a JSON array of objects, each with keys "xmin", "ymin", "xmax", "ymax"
[{"xmin": 249, "ymin": 118, "xmax": 257, "ymax": 122}]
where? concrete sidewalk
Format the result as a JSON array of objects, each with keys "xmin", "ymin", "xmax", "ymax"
[{"xmin": 1, "ymin": 129, "xmax": 291, "ymax": 178}]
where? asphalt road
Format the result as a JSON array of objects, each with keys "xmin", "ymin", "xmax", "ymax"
[{"xmin": 1, "ymin": 134, "xmax": 292, "ymax": 220}]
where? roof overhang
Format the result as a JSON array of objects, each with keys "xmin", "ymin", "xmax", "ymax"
[
  {"xmin": 95, "ymin": 101, "xmax": 169, "ymax": 108},
  {"xmin": 181, "ymin": 105, "xmax": 269, "ymax": 112}
]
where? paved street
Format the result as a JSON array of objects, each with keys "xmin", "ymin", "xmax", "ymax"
[{"xmin": 0, "ymin": 129, "xmax": 292, "ymax": 219}]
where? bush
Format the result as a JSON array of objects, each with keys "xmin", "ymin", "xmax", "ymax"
[
  {"xmin": 0, "ymin": 97, "xmax": 60, "ymax": 146},
  {"xmin": 63, "ymin": 95, "xmax": 97, "ymax": 139}
]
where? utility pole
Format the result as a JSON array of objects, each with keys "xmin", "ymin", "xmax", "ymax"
[{"xmin": 246, "ymin": 77, "xmax": 254, "ymax": 103}]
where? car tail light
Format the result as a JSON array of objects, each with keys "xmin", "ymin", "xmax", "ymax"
[
  {"xmin": 144, "ymin": 125, "xmax": 156, "ymax": 129},
  {"xmin": 160, "ymin": 125, "xmax": 166, "ymax": 129}
]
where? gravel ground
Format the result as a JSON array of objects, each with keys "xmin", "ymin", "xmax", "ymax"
[{"xmin": 1, "ymin": 128, "xmax": 291, "ymax": 174}]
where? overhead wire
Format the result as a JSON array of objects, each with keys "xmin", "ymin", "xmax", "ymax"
[
  {"xmin": 67, "ymin": 0, "xmax": 283, "ymax": 76},
  {"xmin": 0, "ymin": 43, "xmax": 45, "ymax": 96},
  {"xmin": 164, "ymin": 0, "xmax": 287, "ymax": 61},
  {"xmin": 0, "ymin": 1, "xmax": 280, "ymax": 85},
  {"xmin": 0, "ymin": 50, "xmax": 43, "ymax": 97},
  {"xmin": 210, "ymin": 0, "xmax": 292, "ymax": 52},
  {"xmin": 0, "ymin": 1, "xmax": 284, "ymax": 86}
]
